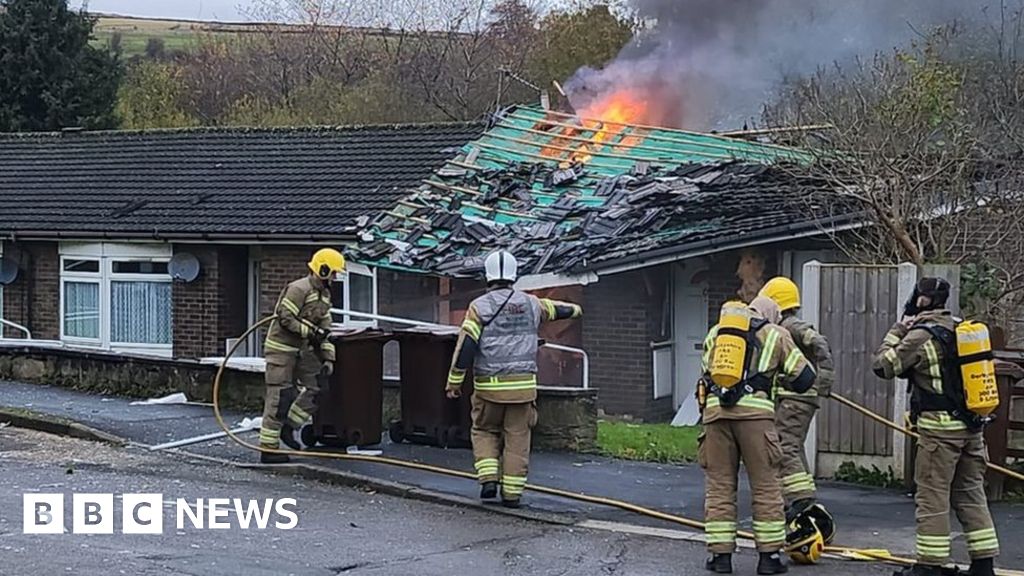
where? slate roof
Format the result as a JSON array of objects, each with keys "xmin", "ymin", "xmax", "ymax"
[
  {"xmin": 348, "ymin": 105, "xmax": 856, "ymax": 276},
  {"xmin": 0, "ymin": 122, "xmax": 484, "ymax": 240}
]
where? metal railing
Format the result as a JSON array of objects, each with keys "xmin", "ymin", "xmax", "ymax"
[
  {"xmin": 0, "ymin": 318, "xmax": 32, "ymax": 340},
  {"xmin": 330, "ymin": 308, "xmax": 590, "ymax": 389}
]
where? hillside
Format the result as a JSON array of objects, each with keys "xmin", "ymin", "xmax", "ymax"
[{"xmin": 92, "ymin": 14, "xmax": 276, "ymax": 56}]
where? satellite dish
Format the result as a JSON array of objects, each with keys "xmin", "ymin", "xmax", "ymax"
[
  {"xmin": 0, "ymin": 258, "xmax": 18, "ymax": 285},
  {"xmin": 168, "ymin": 252, "xmax": 201, "ymax": 283}
]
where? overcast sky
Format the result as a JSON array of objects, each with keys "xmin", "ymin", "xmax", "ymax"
[{"xmin": 78, "ymin": 1, "xmax": 249, "ymax": 21}]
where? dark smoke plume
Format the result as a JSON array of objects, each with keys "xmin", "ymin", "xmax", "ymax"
[{"xmin": 565, "ymin": 0, "xmax": 1011, "ymax": 130}]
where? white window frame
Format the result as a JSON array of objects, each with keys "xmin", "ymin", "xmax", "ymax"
[
  {"xmin": 335, "ymin": 262, "xmax": 378, "ymax": 328},
  {"xmin": 59, "ymin": 242, "xmax": 173, "ymax": 357}
]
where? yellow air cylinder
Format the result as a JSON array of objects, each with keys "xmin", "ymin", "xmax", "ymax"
[
  {"xmin": 710, "ymin": 301, "xmax": 752, "ymax": 389},
  {"xmin": 956, "ymin": 321, "xmax": 999, "ymax": 416}
]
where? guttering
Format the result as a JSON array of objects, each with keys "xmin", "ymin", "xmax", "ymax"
[
  {"xmin": 0, "ymin": 229, "xmax": 357, "ymax": 244},
  {"xmin": 587, "ymin": 216, "xmax": 866, "ymax": 277}
]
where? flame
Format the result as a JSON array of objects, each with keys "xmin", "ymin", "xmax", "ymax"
[{"xmin": 537, "ymin": 90, "xmax": 650, "ymax": 166}]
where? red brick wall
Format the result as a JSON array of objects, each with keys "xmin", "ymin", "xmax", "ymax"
[
  {"xmin": 258, "ymin": 246, "xmax": 316, "ymax": 320},
  {"xmin": 1, "ymin": 241, "xmax": 59, "ymax": 340},
  {"xmin": 582, "ymin": 266, "xmax": 673, "ymax": 420},
  {"xmin": 171, "ymin": 244, "xmax": 249, "ymax": 359}
]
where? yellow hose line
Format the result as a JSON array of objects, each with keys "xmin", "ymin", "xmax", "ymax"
[
  {"xmin": 830, "ymin": 393, "xmax": 1024, "ymax": 484},
  {"xmin": 211, "ymin": 317, "xmax": 1016, "ymax": 572}
]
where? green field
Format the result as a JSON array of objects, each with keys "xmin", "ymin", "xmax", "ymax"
[{"xmin": 91, "ymin": 15, "xmax": 263, "ymax": 57}]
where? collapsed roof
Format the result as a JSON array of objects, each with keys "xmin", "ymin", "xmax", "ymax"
[{"xmin": 348, "ymin": 105, "xmax": 854, "ymax": 277}]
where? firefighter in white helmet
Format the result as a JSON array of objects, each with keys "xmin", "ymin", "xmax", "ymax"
[{"xmin": 446, "ymin": 250, "xmax": 582, "ymax": 508}]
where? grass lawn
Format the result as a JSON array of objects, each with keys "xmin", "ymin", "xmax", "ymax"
[{"xmin": 597, "ymin": 421, "xmax": 701, "ymax": 464}]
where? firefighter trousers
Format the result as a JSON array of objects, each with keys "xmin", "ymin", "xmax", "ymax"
[
  {"xmin": 259, "ymin": 351, "xmax": 322, "ymax": 449},
  {"xmin": 776, "ymin": 398, "xmax": 818, "ymax": 504},
  {"xmin": 470, "ymin": 394, "xmax": 538, "ymax": 501},
  {"xmin": 914, "ymin": 429, "xmax": 999, "ymax": 565},
  {"xmin": 700, "ymin": 418, "xmax": 786, "ymax": 553}
]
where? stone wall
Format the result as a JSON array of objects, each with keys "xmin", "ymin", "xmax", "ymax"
[{"xmin": 0, "ymin": 345, "xmax": 597, "ymax": 452}]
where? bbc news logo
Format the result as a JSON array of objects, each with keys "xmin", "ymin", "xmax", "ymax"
[{"xmin": 23, "ymin": 494, "xmax": 298, "ymax": 534}]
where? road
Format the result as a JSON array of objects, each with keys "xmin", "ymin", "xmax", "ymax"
[{"xmin": 0, "ymin": 426, "xmax": 895, "ymax": 576}]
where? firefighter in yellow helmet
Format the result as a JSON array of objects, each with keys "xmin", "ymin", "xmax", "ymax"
[
  {"xmin": 258, "ymin": 248, "xmax": 345, "ymax": 464},
  {"xmin": 699, "ymin": 296, "xmax": 815, "ymax": 574},
  {"xmin": 758, "ymin": 277, "xmax": 837, "ymax": 542}
]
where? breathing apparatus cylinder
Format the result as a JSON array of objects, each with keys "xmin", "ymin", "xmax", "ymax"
[
  {"xmin": 956, "ymin": 321, "xmax": 999, "ymax": 417},
  {"xmin": 710, "ymin": 301, "xmax": 752, "ymax": 389}
]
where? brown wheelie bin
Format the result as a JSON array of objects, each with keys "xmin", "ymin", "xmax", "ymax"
[
  {"xmin": 306, "ymin": 329, "xmax": 389, "ymax": 448},
  {"xmin": 388, "ymin": 329, "xmax": 472, "ymax": 449}
]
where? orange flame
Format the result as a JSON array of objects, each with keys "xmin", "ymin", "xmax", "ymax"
[{"xmin": 538, "ymin": 90, "xmax": 650, "ymax": 166}]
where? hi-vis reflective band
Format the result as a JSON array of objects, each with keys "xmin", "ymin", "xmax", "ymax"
[
  {"xmin": 321, "ymin": 341, "xmax": 336, "ymax": 354},
  {"xmin": 475, "ymin": 458, "xmax": 499, "ymax": 479},
  {"xmin": 705, "ymin": 521, "xmax": 737, "ymax": 544},
  {"xmin": 462, "ymin": 316, "xmax": 482, "ymax": 341},
  {"xmin": 288, "ymin": 404, "xmax": 311, "ymax": 426},
  {"xmin": 474, "ymin": 375, "xmax": 537, "ymax": 391},
  {"xmin": 265, "ymin": 338, "xmax": 300, "ymax": 353},
  {"xmin": 542, "ymin": 299, "xmax": 557, "ymax": 321},
  {"xmin": 918, "ymin": 412, "xmax": 968, "ymax": 432},
  {"xmin": 924, "ymin": 341, "xmax": 943, "ymax": 394},
  {"xmin": 758, "ymin": 329, "xmax": 780, "ymax": 373},
  {"xmin": 259, "ymin": 427, "xmax": 280, "ymax": 446},
  {"xmin": 883, "ymin": 348, "xmax": 902, "ymax": 376},
  {"xmin": 916, "ymin": 534, "xmax": 951, "ymax": 559},
  {"xmin": 705, "ymin": 395, "xmax": 776, "ymax": 412},
  {"xmin": 280, "ymin": 298, "xmax": 300, "ymax": 315},
  {"xmin": 966, "ymin": 528, "xmax": 1000, "ymax": 553},
  {"xmin": 752, "ymin": 520, "xmax": 786, "ymax": 544},
  {"xmin": 783, "ymin": 349, "xmax": 803, "ymax": 376},
  {"xmin": 782, "ymin": 472, "xmax": 816, "ymax": 496},
  {"xmin": 884, "ymin": 332, "xmax": 902, "ymax": 346},
  {"xmin": 502, "ymin": 475, "xmax": 527, "ymax": 496},
  {"xmin": 448, "ymin": 369, "xmax": 466, "ymax": 386}
]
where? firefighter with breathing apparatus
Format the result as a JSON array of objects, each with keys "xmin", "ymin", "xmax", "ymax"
[
  {"xmin": 699, "ymin": 296, "xmax": 816, "ymax": 575},
  {"xmin": 257, "ymin": 248, "xmax": 345, "ymax": 464},
  {"xmin": 872, "ymin": 277, "xmax": 1000, "ymax": 576},
  {"xmin": 446, "ymin": 250, "xmax": 582, "ymax": 508},
  {"xmin": 758, "ymin": 277, "xmax": 837, "ymax": 564}
]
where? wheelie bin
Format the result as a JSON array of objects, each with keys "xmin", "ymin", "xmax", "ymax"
[
  {"xmin": 306, "ymin": 329, "xmax": 390, "ymax": 448},
  {"xmin": 388, "ymin": 329, "xmax": 472, "ymax": 449}
]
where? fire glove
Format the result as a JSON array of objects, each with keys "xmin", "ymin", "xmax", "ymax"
[
  {"xmin": 311, "ymin": 326, "xmax": 331, "ymax": 344},
  {"xmin": 321, "ymin": 361, "xmax": 334, "ymax": 377}
]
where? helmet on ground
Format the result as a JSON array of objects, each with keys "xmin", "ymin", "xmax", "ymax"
[
  {"xmin": 785, "ymin": 514, "xmax": 825, "ymax": 565},
  {"xmin": 804, "ymin": 503, "xmax": 836, "ymax": 545},
  {"xmin": 308, "ymin": 248, "xmax": 347, "ymax": 282},
  {"xmin": 484, "ymin": 250, "xmax": 518, "ymax": 284},
  {"xmin": 759, "ymin": 277, "xmax": 801, "ymax": 312}
]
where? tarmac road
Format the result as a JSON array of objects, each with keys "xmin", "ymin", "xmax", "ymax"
[{"xmin": 0, "ymin": 426, "xmax": 895, "ymax": 576}]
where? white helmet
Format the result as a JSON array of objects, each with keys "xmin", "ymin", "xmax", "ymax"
[{"xmin": 484, "ymin": 250, "xmax": 518, "ymax": 284}]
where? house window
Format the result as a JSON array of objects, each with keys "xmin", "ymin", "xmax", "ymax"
[
  {"xmin": 329, "ymin": 263, "xmax": 378, "ymax": 327},
  {"xmin": 59, "ymin": 243, "xmax": 172, "ymax": 356}
]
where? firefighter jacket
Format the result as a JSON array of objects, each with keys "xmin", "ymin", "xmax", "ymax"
[
  {"xmin": 701, "ymin": 322, "xmax": 814, "ymax": 424},
  {"xmin": 777, "ymin": 314, "xmax": 835, "ymax": 403},
  {"xmin": 264, "ymin": 274, "xmax": 336, "ymax": 363},
  {"xmin": 872, "ymin": 309, "xmax": 970, "ymax": 435},
  {"xmin": 447, "ymin": 287, "xmax": 582, "ymax": 403}
]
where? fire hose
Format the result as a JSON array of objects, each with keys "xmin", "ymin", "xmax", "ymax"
[{"xmin": 212, "ymin": 317, "xmax": 1022, "ymax": 574}]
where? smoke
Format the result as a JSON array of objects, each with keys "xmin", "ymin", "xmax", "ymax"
[{"xmin": 564, "ymin": 0, "xmax": 1009, "ymax": 130}]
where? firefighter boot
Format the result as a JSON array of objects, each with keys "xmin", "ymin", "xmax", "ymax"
[
  {"xmin": 502, "ymin": 498, "xmax": 521, "ymax": 509},
  {"xmin": 480, "ymin": 481, "xmax": 498, "ymax": 500},
  {"xmin": 704, "ymin": 553, "xmax": 733, "ymax": 574},
  {"xmin": 969, "ymin": 558, "xmax": 995, "ymax": 576},
  {"xmin": 280, "ymin": 423, "xmax": 303, "ymax": 451},
  {"xmin": 260, "ymin": 451, "xmax": 290, "ymax": 464},
  {"xmin": 757, "ymin": 552, "xmax": 789, "ymax": 575}
]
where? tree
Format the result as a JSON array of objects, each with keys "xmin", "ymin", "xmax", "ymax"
[
  {"xmin": 0, "ymin": 0, "xmax": 122, "ymax": 131},
  {"xmin": 116, "ymin": 61, "xmax": 198, "ymax": 129},
  {"xmin": 529, "ymin": 3, "xmax": 633, "ymax": 88}
]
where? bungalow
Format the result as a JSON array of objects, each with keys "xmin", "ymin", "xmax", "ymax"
[{"xmin": 0, "ymin": 122, "xmax": 484, "ymax": 364}]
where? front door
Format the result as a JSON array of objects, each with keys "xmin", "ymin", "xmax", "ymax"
[{"xmin": 672, "ymin": 264, "xmax": 708, "ymax": 425}]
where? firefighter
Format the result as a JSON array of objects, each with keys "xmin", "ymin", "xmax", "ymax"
[
  {"xmin": 700, "ymin": 296, "xmax": 816, "ymax": 575},
  {"xmin": 445, "ymin": 250, "xmax": 582, "ymax": 508},
  {"xmin": 758, "ymin": 277, "xmax": 836, "ymax": 533},
  {"xmin": 258, "ymin": 248, "xmax": 345, "ymax": 464},
  {"xmin": 872, "ymin": 277, "xmax": 999, "ymax": 576}
]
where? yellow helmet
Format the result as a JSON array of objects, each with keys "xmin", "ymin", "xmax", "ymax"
[
  {"xmin": 308, "ymin": 248, "xmax": 347, "ymax": 281},
  {"xmin": 785, "ymin": 515, "xmax": 825, "ymax": 565},
  {"xmin": 759, "ymin": 276, "xmax": 801, "ymax": 312}
]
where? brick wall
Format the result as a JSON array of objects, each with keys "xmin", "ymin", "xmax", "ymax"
[
  {"xmin": 258, "ymin": 246, "xmax": 314, "ymax": 320},
  {"xmin": 171, "ymin": 245, "xmax": 249, "ymax": 359},
  {"xmin": 1, "ymin": 241, "xmax": 59, "ymax": 340},
  {"xmin": 582, "ymin": 266, "xmax": 672, "ymax": 420}
]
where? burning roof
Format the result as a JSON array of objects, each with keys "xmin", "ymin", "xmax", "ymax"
[{"xmin": 347, "ymin": 104, "xmax": 849, "ymax": 278}]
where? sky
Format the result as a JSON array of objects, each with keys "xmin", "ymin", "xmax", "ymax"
[{"xmin": 76, "ymin": 0, "xmax": 249, "ymax": 21}]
